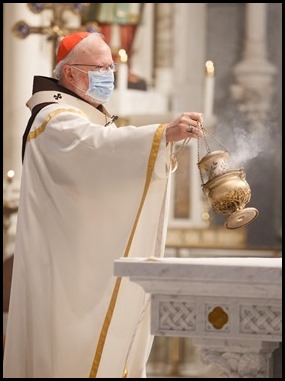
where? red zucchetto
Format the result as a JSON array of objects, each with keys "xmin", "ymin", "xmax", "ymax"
[{"xmin": 56, "ymin": 31, "xmax": 90, "ymax": 63}]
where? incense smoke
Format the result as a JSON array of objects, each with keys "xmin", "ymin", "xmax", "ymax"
[{"xmin": 212, "ymin": 118, "xmax": 277, "ymax": 170}]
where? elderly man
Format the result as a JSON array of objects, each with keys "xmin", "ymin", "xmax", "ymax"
[{"xmin": 3, "ymin": 31, "xmax": 203, "ymax": 378}]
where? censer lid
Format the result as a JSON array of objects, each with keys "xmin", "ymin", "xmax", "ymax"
[
  {"xmin": 197, "ymin": 150, "xmax": 230, "ymax": 169},
  {"xmin": 225, "ymin": 207, "xmax": 259, "ymax": 229}
]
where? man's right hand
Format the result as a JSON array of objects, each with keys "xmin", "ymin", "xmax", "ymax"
[{"xmin": 166, "ymin": 112, "xmax": 203, "ymax": 143}]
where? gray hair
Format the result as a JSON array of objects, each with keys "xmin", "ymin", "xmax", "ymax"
[{"xmin": 53, "ymin": 32, "xmax": 104, "ymax": 80}]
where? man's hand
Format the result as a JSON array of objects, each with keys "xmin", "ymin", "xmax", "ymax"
[{"xmin": 165, "ymin": 112, "xmax": 204, "ymax": 143}]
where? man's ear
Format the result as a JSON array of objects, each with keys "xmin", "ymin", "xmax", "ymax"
[{"xmin": 63, "ymin": 65, "xmax": 74, "ymax": 81}]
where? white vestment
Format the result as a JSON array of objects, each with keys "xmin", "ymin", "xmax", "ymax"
[{"xmin": 3, "ymin": 85, "xmax": 172, "ymax": 378}]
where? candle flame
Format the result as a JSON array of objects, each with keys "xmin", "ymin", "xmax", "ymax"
[
  {"xmin": 7, "ymin": 170, "xmax": 15, "ymax": 179},
  {"xmin": 205, "ymin": 60, "xmax": 215, "ymax": 76},
  {"xmin": 118, "ymin": 49, "xmax": 128, "ymax": 63},
  {"xmin": 6, "ymin": 170, "xmax": 15, "ymax": 183}
]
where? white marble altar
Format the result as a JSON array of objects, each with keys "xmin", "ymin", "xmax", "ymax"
[{"xmin": 114, "ymin": 256, "xmax": 282, "ymax": 378}]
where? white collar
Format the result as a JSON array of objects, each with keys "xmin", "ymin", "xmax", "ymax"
[{"xmin": 26, "ymin": 90, "xmax": 113, "ymax": 126}]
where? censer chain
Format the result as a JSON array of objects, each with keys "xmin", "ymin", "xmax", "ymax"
[
  {"xmin": 197, "ymin": 125, "xmax": 230, "ymax": 186},
  {"xmin": 201, "ymin": 125, "xmax": 230, "ymax": 153}
]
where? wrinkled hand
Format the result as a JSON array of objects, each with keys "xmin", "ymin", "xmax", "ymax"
[{"xmin": 165, "ymin": 112, "xmax": 203, "ymax": 143}]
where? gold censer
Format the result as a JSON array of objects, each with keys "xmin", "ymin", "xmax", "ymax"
[{"xmin": 197, "ymin": 128, "xmax": 259, "ymax": 229}]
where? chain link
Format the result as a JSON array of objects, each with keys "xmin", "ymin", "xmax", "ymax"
[
  {"xmin": 170, "ymin": 125, "xmax": 233, "ymax": 181},
  {"xmin": 197, "ymin": 137, "xmax": 205, "ymax": 186},
  {"xmin": 197, "ymin": 125, "xmax": 231, "ymax": 185},
  {"xmin": 201, "ymin": 125, "xmax": 230, "ymax": 152}
]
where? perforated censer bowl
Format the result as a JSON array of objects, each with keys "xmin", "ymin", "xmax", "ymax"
[{"xmin": 198, "ymin": 151, "xmax": 259, "ymax": 229}]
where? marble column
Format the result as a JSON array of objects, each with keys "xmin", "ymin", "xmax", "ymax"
[
  {"xmin": 165, "ymin": 4, "xmax": 208, "ymax": 229},
  {"xmin": 172, "ymin": 4, "xmax": 206, "ymax": 113},
  {"xmin": 4, "ymin": 4, "xmax": 52, "ymax": 183},
  {"xmin": 128, "ymin": 3, "xmax": 155, "ymax": 86},
  {"xmin": 3, "ymin": 4, "xmax": 52, "ymax": 258},
  {"xmin": 231, "ymin": 3, "xmax": 277, "ymax": 130},
  {"xmin": 153, "ymin": 4, "xmax": 174, "ymax": 96}
]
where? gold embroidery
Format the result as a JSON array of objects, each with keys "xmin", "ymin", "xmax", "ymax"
[
  {"xmin": 27, "ymin": 108, "xmax": 86, "ymax": 141},
  {"xmin": 89, "ymin": 124, "xmax": 167, "ymax": 378},
  {"xmin": 123, "ymin": 124, "xmax": 166, "ymax": 258}
]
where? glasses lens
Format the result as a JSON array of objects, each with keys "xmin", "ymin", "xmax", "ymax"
[
  {"xmin": 70, "ymin": 64, "xmax": 117, "ymax": 72},
  {"xmin": 98, "ymin": 64, "xmax": 117, "ymax": 73}
]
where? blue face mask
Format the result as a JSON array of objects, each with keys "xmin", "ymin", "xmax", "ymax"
[{"xmin": 86, "ymin": 70, "xmax": 114, "ymax": 103}]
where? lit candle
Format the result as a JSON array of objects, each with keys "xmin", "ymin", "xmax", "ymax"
[
  {"xmin": 4, "ymin": 170, "xmax": 16, "ymax": 205},
  {"xmin": 7, "ymin": 170, "xmax": 15, "ymax": 183},
  {"xmin": 204, "ymin": 60, "xmax": 215, "ymax": 118},
  {"xmin": 117, "ymin": 49, "xmax": 128, "ymax": 92}
]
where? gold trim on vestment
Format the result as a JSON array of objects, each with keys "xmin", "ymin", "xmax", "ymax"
[
  {"xmin": 89, "ymin": 123, "xmax": 167, "ymax": 378},
  {"xmin": 27, "ymin": 108, "xmax": 87, "ymax": 141}
]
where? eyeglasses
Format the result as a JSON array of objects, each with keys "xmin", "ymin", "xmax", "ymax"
[{"xmin": 69, "ymin": 63, "xmax": 117, "ymax": 73}]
